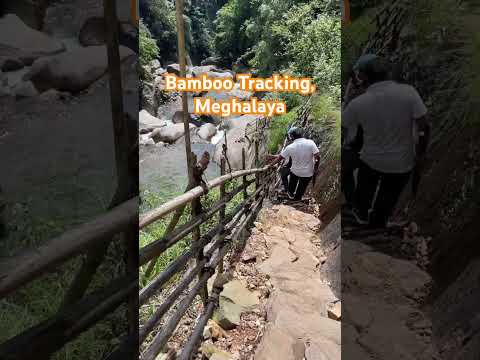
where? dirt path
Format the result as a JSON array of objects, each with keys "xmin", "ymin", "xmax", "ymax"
[{"xmin": 251, "ymin": 205, "xmax": 340, "ymax": 359}]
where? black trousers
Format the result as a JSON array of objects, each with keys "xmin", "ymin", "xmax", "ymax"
[
  {"xmin": 355, "ymin": 160, "xmax": 411, "ymax": 226},
  {"xmin": 341, "ymin": 148, "xmax": 360, "ymax": 205},
  {"xmin": 280, "ymin": 158, "xmax": 293, "ymax": 192},
  {"xmin": 288, "ymin": 173, "xmax": 312, "ymax": 200},
  {"xmin": 280, "ymin": 167, "xmax": 290, "ymax": 192}
]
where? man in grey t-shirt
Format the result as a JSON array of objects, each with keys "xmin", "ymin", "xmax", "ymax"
[{"xmin": 342, "ymin": 57, "xmax": 431, "ymax": 227}]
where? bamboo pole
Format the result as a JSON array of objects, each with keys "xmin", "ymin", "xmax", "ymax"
[
  {"xmin": 60, "ymin": 0, "xmax": 136, "ymax": 316},
  {"xmin": 175, "ymin": 0, "xmax": 194, "ymax": 183},
  {"xmin": 0, "ymin": 198, "xmax": 137, "ymax": 299},
  {"xmin": 242, "ymin": 148, "xmax": 248, "ymax": 201},
  {"xmin": 139, "ymin": 166, "xmax": 270, "ymax": 228},
  {"xmin": 218, "ymin": 158, "xmax": 226, "ymax": 274}
]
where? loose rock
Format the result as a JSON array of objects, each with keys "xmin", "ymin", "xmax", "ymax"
[{"xmin": 24, "ymin": 45, "xmax": 134, "ymax": 93}]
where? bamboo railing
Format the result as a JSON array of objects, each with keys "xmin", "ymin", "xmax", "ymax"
[
  {"xmin": 138, "ymin": 149, "xmax": 274, "ymax": 360},
  {"xmin": 0, "ymin": 197, "xmax": 139, "ymax": 359}
]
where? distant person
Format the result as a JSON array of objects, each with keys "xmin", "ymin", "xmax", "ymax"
[
  {"xmin": 267, "ymin": 127, "xmax": 320, "ymax": 201},
  {"xmin": 342, "ymin": 56, "xmax": 430, "ymax": 227}
]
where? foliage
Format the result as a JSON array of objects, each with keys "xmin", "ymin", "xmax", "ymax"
[
  {"xmin": 140, "ymin": 0, "xmax": 220, "ymax": 65},
  {"xmin": 267, "ymin": 108, "xmax": 299, "ymax": 153},
  {"xmin": 310, "ymin": 93, "xmax": 341, "ymax": 159},
  {"xmin": 214, "ymin": 0, "xmax": 340, "ymax": 89},
  {"xmin": 139, "ymin": 19, "xmax": 160, "ymax": 67},
  {"xmin": 0, "ymin": 199, "xmax": 127, "ymax": 360}
]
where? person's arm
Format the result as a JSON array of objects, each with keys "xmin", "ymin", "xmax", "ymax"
[
  {"xmin": 265, "ymin": 154, "xmax": 284, "ymax": 166},
  {"xmin": 341, "ymin": 102, "xmax": 359, "ymax": 148}
]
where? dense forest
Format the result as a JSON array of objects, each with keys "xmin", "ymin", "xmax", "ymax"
[{"xmin": 139, "ymin": 0, "xmax": 340, "ymax": 93}]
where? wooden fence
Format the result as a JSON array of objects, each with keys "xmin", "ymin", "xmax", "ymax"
[
  {"xmin": 138, "ymin": 150, "xmax": 274, "ymax": 360},
  {"xmin": 0, "ymin": 197, "xmax": 139, "ymax": 359}
]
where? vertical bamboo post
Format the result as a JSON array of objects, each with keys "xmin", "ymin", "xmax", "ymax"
[
  {"xmin": 175, "ymin": 0, "xmax": 194, "ymax": 183},
  {"xmin": 190, "ymin": 154, "xmax": 208, "ymax": 305},
  {"xmin": 218, "ymin": 158, "xmax": 226, "ymax": 274},
  {"xmin": 61, "ymin": 0, "xmax": 133, "ymax": 310},
  {"xmin": 254, "ymin": 140, "xmax": 260, "ymax": 196},
  {"xmin": 242, "ymin": 148, "xmax": 248, "ymax": 200}
]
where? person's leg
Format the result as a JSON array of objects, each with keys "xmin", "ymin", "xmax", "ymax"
[
  {"xmin": 371, "ymin": 171, "xmax": 411, "ymax": 227},
  {"xmin": 280, "ymin": 166, "xmax": 290, "ymax": 192},
  {"xmin": 342, "ymin": 148, "xmax": 358, "ymax": 205},
  {"xmin": 293, "ymin": 176, "xmax": 312, "ymax": 200},
  {"xmin": 355, "ymin": 161, "xmax": 381, "ymax": 221},
  {"xmin": 288, "ymin": 173, "xmax": 300, "ymax": 199}
]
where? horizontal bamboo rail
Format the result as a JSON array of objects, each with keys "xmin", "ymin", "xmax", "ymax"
[
  {"xmin": 139, "ymin": 160, "xmax": 272, "ymax": 360},
  {"xmin": 139, "ymin": 166, "xmax": 270, "ymax": 228},
  {"xmin": 0, "ymin": 274, "xmax": 137, "ymax": 359},
  {"xmin": 0, "ymin": 197, "xmax": 138, "ymax": 299}
]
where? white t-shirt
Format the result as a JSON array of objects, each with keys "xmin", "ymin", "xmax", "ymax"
[
  {"xmin": 281, "ymin": 138, "xmax": 319, "ymax": 177},
  {"xmin": 342, "ymin": 81, "xmax": 427, "ymax": 173}
]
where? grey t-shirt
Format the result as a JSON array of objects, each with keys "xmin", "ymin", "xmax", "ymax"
[{"xmin": 342, "ymin": 81, "xmax": 427, "ymax": 173}]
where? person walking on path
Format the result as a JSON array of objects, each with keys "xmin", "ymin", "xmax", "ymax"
[
  {"xmin": 342, "ymin": 56, "xmax": 431, "ymax": 227},
  {"xmin": 267, "ymin": 127, "xmax": 320, "ymax": 201}
]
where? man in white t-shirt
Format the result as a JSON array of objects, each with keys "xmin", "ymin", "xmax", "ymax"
[
  {"xmin": 267, "ymin": 127, "xmax": 320, "ymax": 200},
  {"xmin": 342, "ymin": 56, "xmax": 431, "ymax": 227}
]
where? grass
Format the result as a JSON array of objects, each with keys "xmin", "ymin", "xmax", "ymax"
[
  {"xmin": 0, "ymin": 198, "xmax": 128, "ymax": 360},
  {"xmin": 310, "ymin": 93, "xmax": 341, "ymax": 159},
  {"xmin": 139, "ymin": 178, "xmax": 246, "ymax": 288}
]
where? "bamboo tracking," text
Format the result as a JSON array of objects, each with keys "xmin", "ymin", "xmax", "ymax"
[{"xmin": 163, "ymin": 73, "xmax": 316, "ymax": 117}]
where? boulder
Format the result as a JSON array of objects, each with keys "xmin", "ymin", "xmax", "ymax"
[
  {"xmin": 141, "ymin": 76, "xmax": 171, "ymax": 115},
  {"xmin": 0, "ymin": 72, "xmax": 11, "ymax": 97},
  {"xmin": 118, "ymin": 22, "xmax": 138, "ymax": 53},
  {"xmin": 0, "ymin": 14, "xmax": 65, "ymax": 67},
  {"xmin": 24, "ymin": 45, "xmax": 135, "ymax": 93},
  {"xmin": 150, "ymin": 59, "xmax": 161, "ymax": 71},
  {"xmin": 154, "ymin": 67, "xmax": 166, "ymax": 77},
  {"xmin": 139, "ymin": 127, "xmax": 154, "ymax": 135},
  {"xmin": 214, "ymin": 279, "xmax": 260, "ymax": 330},
  {"xmin": 0, "ymin": 58, "xmax": 24, "ymax": 72},
  {"xmin": 149, "ymin": 123, "xmax": 195, "ymax": 144},
  {"xmin": 78, "ymin": 17, "xmax": 105, "ymax": 46},
  {"xmin": 197, "ymin": 123, "xmax": 217, "ymax": 141},
  {"xmin": 78, "ymin": 16, "xmax": 138, "ymax": 51},
  {"xmin": 1, "ymin": 0, "xmax": 48, "ymax": 30},
  {"xmin": 191, "ymin": 65, "xmax": 220, "ymax": 77},
  {"xmin": 327, "ymin": 301, "xmax": 341, "ymax": 321},
  {"xmin": 171, "ymin": 111, "xmax": 204, "ymax": 127},
  {"xmin": 214, "ymin": 115, "xmax": 263, "ymax": 169},
  {"xmin": 139, "ymin": 109, "xmax": 168, "ymax": 128},
  {"xmin": 43, "ymin": 0, "xmax": 132, "ymax": 40},
  {"xmin": 140, "ymin": 136, "xmax": 155, "ymax": 146},
  {"xmin": 166, "ymin": 63, "xmax": 181, "ymax": 76},
  {"xmin": 305, "ymin": 341, "xmax": 341, "ymax": 360},
  {"xmin": 12, "ymin": 81, "xmax": 38, "ymax": 98},
  {"xmin": 221, "ymin": 280, "xmax": 260, "ymax": 310},
  {"xmin": 201, "ymin": 344, "xmax": 233, "ymax": 360},
  {"xmin": 203, "ymin": 319, "xmax": 228, "ymax": 340},
  {"xmin": 255, "ymin": 325, "xmax": 305, "ymax": 360},
  {"xmin": 201, "ymin": 56, "xmax": 222, "ymax": 66},
  {"xmin": 208, "ymin": 71, "xmax": 234, "ymax": 80}
]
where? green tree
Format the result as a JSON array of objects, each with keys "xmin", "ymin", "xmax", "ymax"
[{"xmin": 139, "ymin": 19, "xmax": 160, "ymax": 67}]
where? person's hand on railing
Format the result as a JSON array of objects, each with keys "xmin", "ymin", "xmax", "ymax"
[{"xmin": 265, "ymin": 154, "xmax": 282, "ymax": 166}]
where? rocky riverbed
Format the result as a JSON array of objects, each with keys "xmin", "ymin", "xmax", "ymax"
[
  {"xmin": 0, "ymin": 2, "xmax": 137, "ymax": 234},
  {"xmin": 139, "ymin": 59, "xmax": 268, "ymax": 205}
]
